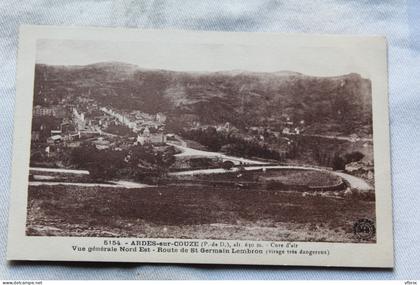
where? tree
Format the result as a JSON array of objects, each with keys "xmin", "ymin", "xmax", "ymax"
[
  {"xmin": 71, "ymin": 145, "xmax": 125, "ymax": 180},
  {"xmin": 344, "ymin": 151, "xmax": 364, "ymax": 163},
  {"xmin": 332, "ymin": 153, "xmax": 346, "ymax": 170}
]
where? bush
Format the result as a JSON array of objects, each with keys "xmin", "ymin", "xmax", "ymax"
[
  {"xmin": 344, "ymin": 151, "xmax": 364, "ymax": 163},
  {"xmin": 70, "ymin": 144, "xmax": 175, "ymax": 182}
]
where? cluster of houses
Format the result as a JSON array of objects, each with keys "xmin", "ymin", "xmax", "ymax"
[
  {"xmin": 33, "ymin": 105, "xmax": 67, "ymax": 118},
  {"xmin": 187, "ymin": 114, "xmax": 305, "ymax": 146},
  {"xmin": 99, "ymin": 107, "xmax": 167, "ymax": 146},
  {"xmin": 32, "ymin": 98, "xmax": 309, "ymax": 159},
  {"xmin": 31, "ymin": 95, "xmax": 171, "ymax": 158},
  {"xmin": 191, "ymin": 121, "xmax": 239, "ymax": 134},
  {"xmin": 100, "ymin": 107, "xmax": 166, "ymax": 131},
  {"xmin": 345, "ymin": 161, "xmax": 374, "ymax": 180},
  {"xmin": 73, "ymin": 108, "xmax": 87, "ymax": 130},
  {"xmin": 246, "ymin": 116, "xmax": 305, "ymax": 142}
]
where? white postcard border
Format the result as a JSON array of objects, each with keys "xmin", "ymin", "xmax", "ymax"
[{"xmin": 7, "ymin": 25, "xmax": 393, "ymax": 267}]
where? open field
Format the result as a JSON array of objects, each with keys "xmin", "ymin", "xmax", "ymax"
[
  {"xmin": 26, "ymin": 184, "xmax": 376, "ymax": 243},
  {"xmin": 185, "ymin": 169, "xmax": 342, "ymax": 187}
]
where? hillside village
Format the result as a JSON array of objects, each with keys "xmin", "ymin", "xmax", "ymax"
[
  {"xmin": 26, "ymin": 63, "xmax": 377, "ymax": 242},
  {"xmin": 30, "ymin": 95, "xmax": 374, "ymax": 186},
  {"xmin": 30, "ymin": 63, "xmax": 375, "ymax": 185}
]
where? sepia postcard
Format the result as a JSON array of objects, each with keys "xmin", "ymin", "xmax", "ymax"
[{"xmin": 7, "ymin": 25, "xmax": 393, "ymax": 267}]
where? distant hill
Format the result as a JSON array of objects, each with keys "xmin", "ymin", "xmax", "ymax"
[{"xmin": 34, "ymin": 62, "xmax": 372, "ymax": 135}]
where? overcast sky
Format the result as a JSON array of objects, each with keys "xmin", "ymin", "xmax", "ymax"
[{"xmin": 35, "ymin": 37, "xmax": 377, "ymax": 78}]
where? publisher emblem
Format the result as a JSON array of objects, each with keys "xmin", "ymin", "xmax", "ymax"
[{"xmin": 353, "ymin": 219, "xmax": 376, "ymax": 240}]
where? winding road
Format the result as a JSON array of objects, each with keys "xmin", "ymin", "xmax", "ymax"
[
  {"xmin": 29, "ymin": 143, "xmax": 373, "ymax": 192},
  {"xmin": 29, "ymin": 167, "xmax": 152, "ymax": 188},
  {"xmin": 28, "ymin": 181, "xmax": 152, "ymax": 189},
  {"xmin": 167, "ymin": 142, "xmax": 270, "ymax": 165},
  {"xmin": 167, "ymin": 144, "xmax": 373, "ymax": 191},
  {"xmin": 29, "ymin": 167, "xmax": 89, "ymax": 175}
]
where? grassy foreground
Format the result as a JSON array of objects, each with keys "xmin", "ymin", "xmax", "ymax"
[{"xmin": 26, "ymin": 184, "xmax": 376, "ymax": 243}]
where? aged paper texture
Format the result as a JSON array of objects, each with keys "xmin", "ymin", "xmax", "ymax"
[{"xmin": 7, "ymin": 25, "xmax": 393, "ymax": 267}]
